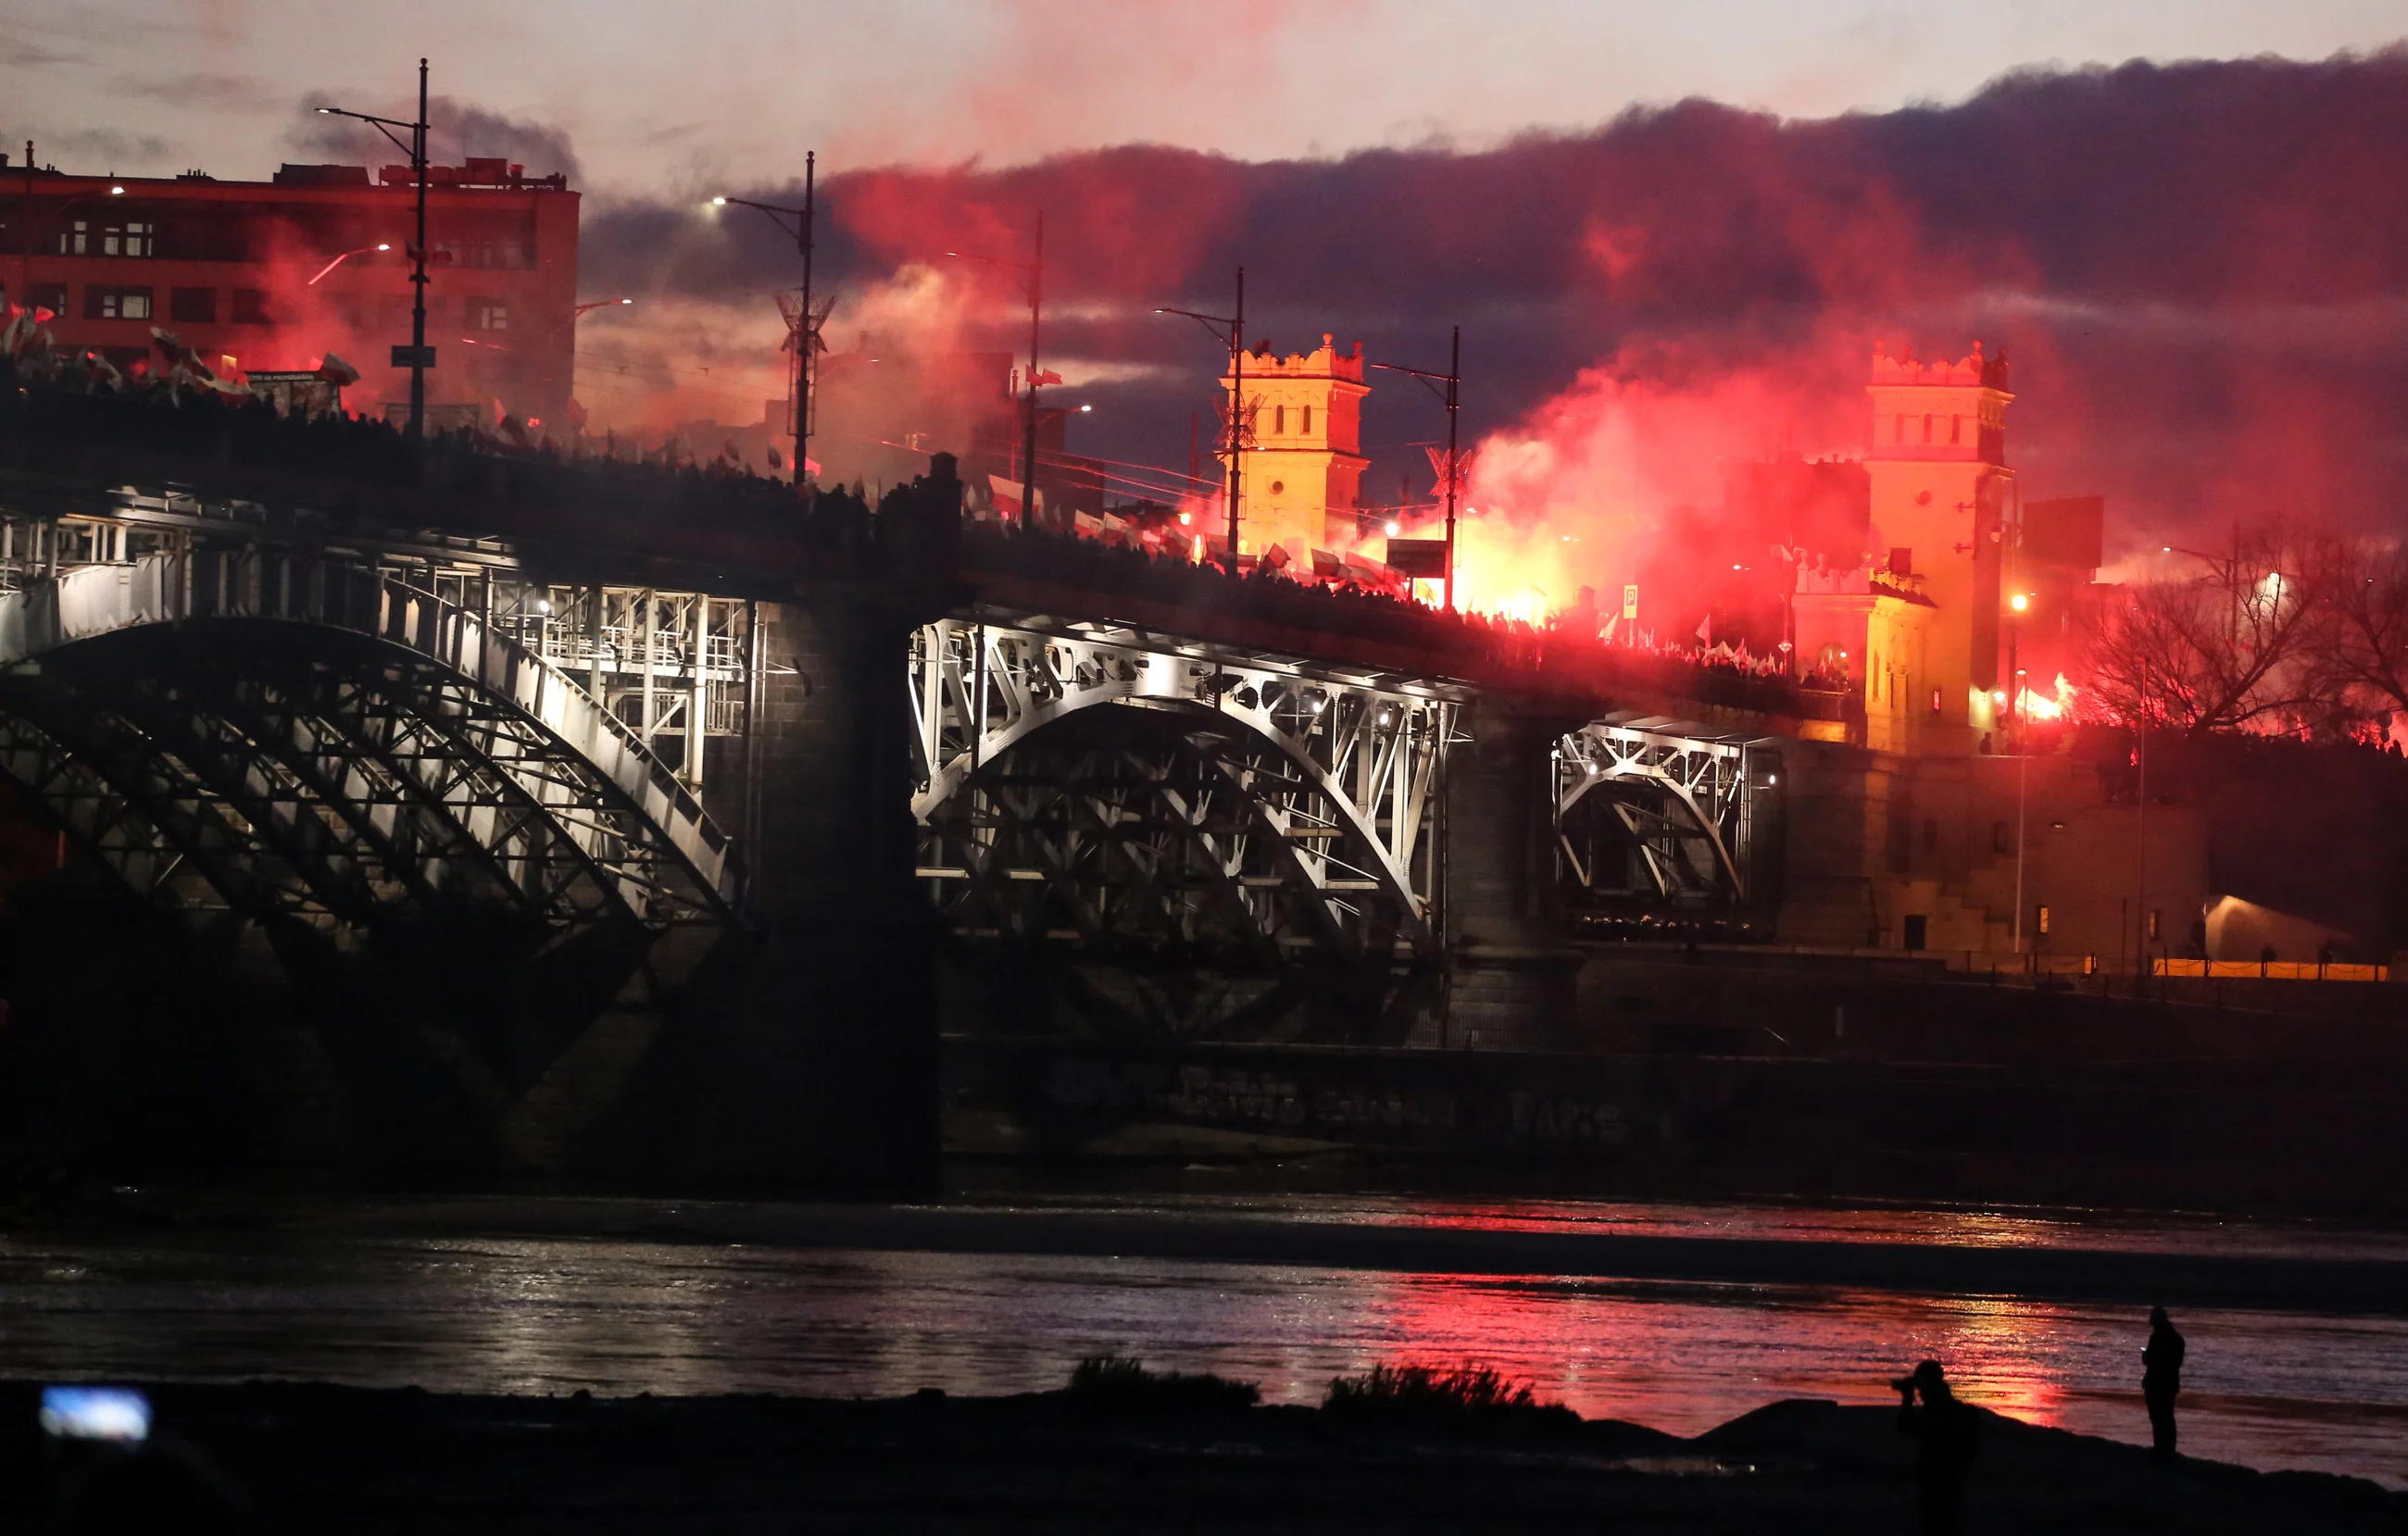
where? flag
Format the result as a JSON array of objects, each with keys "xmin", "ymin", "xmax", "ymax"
[
  {"xmin": 1030, "ymin": 368, "xmax": 1063, "ymax": 387},
  {"xmin": 1696, "ymin": 614, "xmax": 1712, "ymax": 646},
  {"xmin": 1600, "ymin": 615, "xmax": 1617, "ymax": 643}
]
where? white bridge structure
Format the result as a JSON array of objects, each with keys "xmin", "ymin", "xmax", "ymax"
[
  {"xmin": 1554, "ymin": 713, "xmax": 1775, "ymax": 908},
  {"xmin": 909, "ymin": 611, "xmax": 1461, "ymax": 961},
  {"xmin": 0, "ymin": 477, "xmax": 1778, "ymax": 984}
]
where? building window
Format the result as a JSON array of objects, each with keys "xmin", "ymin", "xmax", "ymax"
[
  {"xmin": 2148, "ymin": 908, "xmax": 2161, "ymax": 940},
  {"xmin": 1950, "ymin": 413, "xmax": 1962, "ymax": 444},
  {"xmin": 17, "ymin": 281, "xmax": 67, "ymax": 318},
  {"xmin": 102, "ymin": 220, "xmax": 155, "ymax": 257},
  {"xmin": 84, "ymin": 286, "xmax": 154, "ymax": 320},
  {"xmin": 1888, "ymin": 546, "xmax": 1911, "ymax": 576},
  {"xmin": 231, "ymin": 288, "xmax": 272, "ymax": 325},
  {"xmin": 1268, "ymin": 480, "xmax": 1285, "ymax": 495},
  {"xmin": 60, "ymin": 220, "xmax": 87, "ymax": 255},
  {"xmin": 2037, "ymin": 905, "xmax": 2051, "ymax": 936},
  {"xmin": 1992, "ymin": 820, "xmax": 2011, "ymax": 855},
  {"xmin": 466, "ymin": 296, "xmax": 508, "ymax": 331},
  {"xmin": 1922, "ymin": 413, "xmax": 1934, "ymax": 443},
  {"xmin": 170, "ymin": 287, "xmax": 217, "ymax": 324},
  {"xmin": 1894, "ymin": 412, "xmax": 1905, "ymax": 443},
  {"xmin": 1301, "ymin": 404, "xmax": 1312, "ymax": 435},
  {"xmin": 1930, "ymin": 687, "xmax": 1942, "ymax": 715}
]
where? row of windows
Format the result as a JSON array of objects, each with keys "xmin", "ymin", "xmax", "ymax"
[
  {"xmin": 1270, "ymin": 403, "xmax": 1312, "ymax": 435},
  {"xmin": 51, "ymin": 220, "xmax": 531, "ymax": 270},
  {"xmin": 1894, "ymin": 412, "xmax": 1966, "ymax": 445},
  {"xmin": 2, "ymin": 283, "xmax": 510, "ymax": 331}
]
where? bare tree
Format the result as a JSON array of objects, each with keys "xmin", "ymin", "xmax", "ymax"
[
  {"xmin": 2301, "ymin": 531, "xmax": 2408, "ymax": 733},
  {"xmin": 2083, "ymin": 521, "xmax": 2325, "ymax": 736}
]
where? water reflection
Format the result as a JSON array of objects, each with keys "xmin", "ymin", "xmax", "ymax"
[{"xmin": 0, "ymin": 1227, "xmax": 2402, "ymax": 1488}]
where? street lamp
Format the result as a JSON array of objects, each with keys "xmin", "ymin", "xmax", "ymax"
[
  {"xmin": 573, "ymin": 296, "xmax": 633, "ymax": 318},
  {"xmin": 1157, "ymin": 269, "xmax": 1246, "ymax": 570},
  {"xmin": 317, "ymin": 58, "xmax": 433, "ymax": 436},
  {"xmin": 711, "ymin": 151, "xmax": 821, "ymax": 492},
  {"xmin": 944, "ymin": 214, "xmax": 1047, "ymax": 531},
  {"xmin": 306, "ymin": 243, "xmax": 391, "ymax": 286},
  {"xmin": 1372, "ymin": 327, "xmax": 1464, "ymax": 613}
]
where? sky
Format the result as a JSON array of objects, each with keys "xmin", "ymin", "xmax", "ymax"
[
  {"xmin": 6, "ymin": 1, "xmax": 2405, "ymax": 194},
  {"xmin": 8, "ymin": 2, "xmax": 2408, "ymax": 612}
]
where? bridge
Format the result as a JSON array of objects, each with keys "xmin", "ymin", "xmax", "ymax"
[{"xmin": 0, "ymin": 395, "xmax": 1816, "ymax": 1190}]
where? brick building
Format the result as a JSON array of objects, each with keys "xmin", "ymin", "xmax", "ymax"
[{"xmin": 2, "ymin": 150, "xmax": 578, "ymax": 430}]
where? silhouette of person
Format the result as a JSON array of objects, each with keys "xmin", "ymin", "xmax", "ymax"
[
  {"xmin": 2144, "ymin": 1305, "xmax": 2186, "ymax": 1458},
  {"xmin": 1895, "ymin": 1360, "xmax": 1982, "ymax": 1536}
]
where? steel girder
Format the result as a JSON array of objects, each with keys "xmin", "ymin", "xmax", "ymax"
[
  {"xmin": 909, "ymin": 616, "xmax": 1457, "ymax": 958},
  {"xmin": 0, "ymin": 552, "xmax": 742, "ymax": 958},
  {"xmin": 1556, "ymin": 714, "xmax": 1762, "ymax": 905}
]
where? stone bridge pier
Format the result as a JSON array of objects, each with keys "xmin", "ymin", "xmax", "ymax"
[{"xmin": 1436, "ymin": 695, "xmax": 1585, "ymax": 1051}]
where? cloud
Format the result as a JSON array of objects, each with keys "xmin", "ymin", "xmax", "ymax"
[{"xmin": 22, "ymin": 127, "xmax": 179, "ymax": 168}]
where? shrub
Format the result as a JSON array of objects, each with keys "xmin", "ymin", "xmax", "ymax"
[
  {"xmin": 1065, "ymin": 1354, "xmax": 1261, "ymax": 1415},
  {"xmin": 1323, "ymin": 1363, "xmax": 1573, "ymax": 1424}
]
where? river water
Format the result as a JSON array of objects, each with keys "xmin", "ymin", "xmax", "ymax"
[{"xmin": 1, "ymin": 1191, "xmax": 2403, "ymax": 1488}]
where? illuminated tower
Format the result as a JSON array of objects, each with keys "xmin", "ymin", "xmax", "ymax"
[
  {"xmin": 1218, "ymin": 333, "xmax": 1370, "ymax": 556},
  {"xmin": 1864, "ymin": 341, "xmax": 2013, "ymax": 747}
]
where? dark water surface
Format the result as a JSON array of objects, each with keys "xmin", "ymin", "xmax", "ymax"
[{"xmin": 1, "ymin": 1193, "xmax": 2402, "ymax": 1488}]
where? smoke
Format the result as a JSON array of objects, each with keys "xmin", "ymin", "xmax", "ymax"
[
  {"xmin": 286, "ymin": 94, "xmax": 583, "ymax": 184},
  {"xmin": 572, "ymin": 49, "xmax": 2408, "ymax": 595}
]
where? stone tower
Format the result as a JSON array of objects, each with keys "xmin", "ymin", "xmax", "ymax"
[
  {"xmin": 1218, "ymin": 334, "xmax": 1370, "ymax": 557},
  {"xmin": 1863, "ymin": 341, "xmax": 2014, "ymax": 749}
]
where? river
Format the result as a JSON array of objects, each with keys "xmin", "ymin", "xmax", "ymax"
[{"xmin": 1, "ymin": 1190, "xmax": 2402, "ymax": 1487}]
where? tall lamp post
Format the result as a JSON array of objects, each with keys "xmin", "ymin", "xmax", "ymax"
[
  {"xmin": 2009, "ymin": 590, "xmax": 2030, "ymax": 954},
  {"xmin": 1372, "ymin": 326, "xmax": 1463, "ymax": 613},
  {"xmin": 945, "ymin": 214, "xmax": 1046, "ymax": 530},
  {"xmin": 1157, "ymin": 270, "xmax": 1247, "ymax": 570},
  {"xmin": 317, "ymin": 60, "xmax": 432, "ymax": 437},
  {"xmin": 713, "ymin": 151, "xmax": 820, "ymax": 491}
]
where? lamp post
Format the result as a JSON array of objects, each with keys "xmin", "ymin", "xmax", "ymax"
[
  {"xmin": 306, "ymin": 244, "xmax": 391, "ymax": 286},
  {"xmin": 316, "ymin": 59, "xmax": 432, "ymax": 437},
  {"xmin": 944, "ymin": 213, "xmax": 1045, "ymax": 531},
  {"xmin": 713, "ymin": 151, "xmax": 820, "ymax": 491},
  {"xmin": 1372, "ymin": 326, "xmax": 1463, "ymax": 613},
  {"xmin": 1157, "ymin": 270, "xmax": 1246, "ymax": 570},
  {"xmin": 572, "ymin": 296, "xmax": 634, "ymax": 318}
]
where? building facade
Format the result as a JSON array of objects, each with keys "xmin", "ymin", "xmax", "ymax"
[
  {"xmin": 2, "ymin": 153, "xmax": 578, "ymax": 430},
  {"xmin": 1778, "ymin": 343, "xmax": 2207, "ymax": 965},
  {"xmin": 1217, "ymin": 334, "xmax": 1370, "ymax": 557}
]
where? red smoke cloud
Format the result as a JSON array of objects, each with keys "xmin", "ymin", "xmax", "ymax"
[{"xmin": 581, "ymin": 50, "xmax": 2408, "ymax": 604}]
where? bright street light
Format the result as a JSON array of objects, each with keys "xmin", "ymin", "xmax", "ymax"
[{"xmin": 2010, "ymin": 592, "xmax": 2029, "ymax": 612}]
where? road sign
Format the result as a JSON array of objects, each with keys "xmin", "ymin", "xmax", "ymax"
[
  {"xmin": 1623, "ymin": 583, "xmax": 1639, "ymax": 620},
  {"xmin": 390, "ymin": 344, "xmax": 437, "ymax": 368}
]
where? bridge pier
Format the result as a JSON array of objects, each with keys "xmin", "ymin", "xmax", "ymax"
[{"xmin": 1436, "ymin": 698, "xmax": 1581, "ymax": 1050}]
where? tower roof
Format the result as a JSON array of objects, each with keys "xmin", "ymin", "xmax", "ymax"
[{"xmin": 1870, "ymin": 340, "xmax": 2010, "ymax": 393}]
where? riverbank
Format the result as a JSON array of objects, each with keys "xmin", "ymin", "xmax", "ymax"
[{"xmin": 1, "ymin": 1377, "xmax": 2398, "ymax": 1532}]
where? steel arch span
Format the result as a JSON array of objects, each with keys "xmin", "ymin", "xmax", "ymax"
[
  {"xmin": 0, "ymin": 551, "xmax": 743, "ymax": 980},
  {"xmin": 909, "ymin": 614, "xmax": 1459, "ymax": 962},
  {"xmin": 1554, "ymin": 714, "xmax": 1771, "ymax": 908}
]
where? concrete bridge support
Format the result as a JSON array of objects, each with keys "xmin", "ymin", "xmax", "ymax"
[{"xmin": 1436, "ymin": 696, "xmax": 1582, "ymax": 1050}]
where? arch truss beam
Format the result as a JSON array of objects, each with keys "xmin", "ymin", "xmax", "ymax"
[
  {"xmin": 909, "ymin": 612, "xmax": 1461, "ymax": 956},
  {"xmin": 1556, "ymin": 713, "xmax": 1765, "ymax": 905},
  {"xmin": 0, "ymin": 551, "xmax": 742, "ymax": 945}
]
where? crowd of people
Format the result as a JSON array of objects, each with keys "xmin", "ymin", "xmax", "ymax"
[{"xmin": 0, "ymin": 358, "xmax": 1811, "ymax": 708}]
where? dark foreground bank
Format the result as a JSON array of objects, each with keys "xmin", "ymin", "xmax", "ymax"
[{"xmin": 1, "ymin": 1378, "xmax": 2400, "ymax": 1534}]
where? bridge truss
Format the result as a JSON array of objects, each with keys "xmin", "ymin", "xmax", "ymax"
[
  {"xmin": 909, "ymin": 612, "xmax": 1461, "ymax": 962},
  {"xmin": 0, "ymin": 489, "xmax": 746, "ymax": 980},
  {"xmin": 1554, "ymin": 713, "xmax": 1774, "ymax": 909}
]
